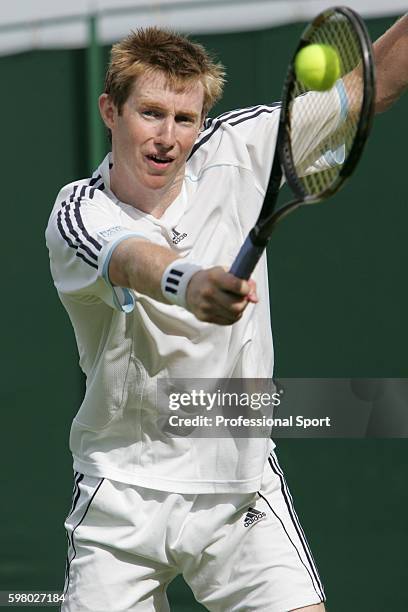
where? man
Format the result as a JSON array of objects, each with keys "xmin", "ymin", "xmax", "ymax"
[{"xmin": 46, "ymin": 20, "xmax": 407, "ymax": 612}]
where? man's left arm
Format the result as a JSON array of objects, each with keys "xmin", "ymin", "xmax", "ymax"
[{"xmin": 373, "ymin": 14, "xmax": 408, "ymax": 113}]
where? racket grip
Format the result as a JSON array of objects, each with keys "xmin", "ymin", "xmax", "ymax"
[{"xmin": 229, "ymin": 235, "xmax": 265, "ymax": 280}]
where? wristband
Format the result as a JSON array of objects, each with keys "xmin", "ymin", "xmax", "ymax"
[{"xmin": 161, "ymin": 260, "xmax": 203, "ymax": 308}]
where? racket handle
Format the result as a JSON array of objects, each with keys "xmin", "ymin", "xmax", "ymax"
[{"xmin": 229, "ymin": 235, "xmax": 265, "ymax": 280}]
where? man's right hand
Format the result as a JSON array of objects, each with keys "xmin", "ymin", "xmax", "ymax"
[{"xmin": 186, "ymin": 266, "xmax": 258, "ymax": 326}]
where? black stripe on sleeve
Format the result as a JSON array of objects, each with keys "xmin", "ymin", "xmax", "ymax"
[
  {"xmin": 228, "ymin": 104, "xmax": 280, "ymax": 127},
  {"xmin": 89, "ymin": 174, "xmax": 101, "ymax": 187},
  {"xmin": 64, "ymin": 205, "xmax": 98, "ymax": 261},
  {"xmin": 57, "ymin": 209, "xmax": 98, "ymax": 269},
  {"xmin": 76, "ymin": 251, "xmax": 98, "ymax": 269},
  {"xmin": 67, "ymin": 184, "xmax": 79, "ymax": 205},
  {"xmin": 56, "ymin": 177, "xmax": 107, "ymax": 270},
  {"xmin": 189, "ymin": 104, "xmax": 280, "ymax": 159},
  {"xmin": 73, "ymin": 201, "xmax": 102, "ymax": 252},
  {"xmin": 189, "ymin": 106, "xmax": 262, "ymax": 158},
  {"xmin": 88, "ymin": 184, "xmax": 105, "ymax": 198}
]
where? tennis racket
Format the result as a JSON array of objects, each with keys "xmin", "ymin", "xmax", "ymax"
[{"xmin": 230, "ymin": 5, "xmax": 375, "ymax": 279}]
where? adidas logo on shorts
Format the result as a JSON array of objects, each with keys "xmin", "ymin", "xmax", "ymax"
[{"xmin": 244, "ymin": 507, "xmax": 267, "ymax": 528}]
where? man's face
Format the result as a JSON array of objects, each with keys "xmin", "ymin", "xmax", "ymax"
[{"xmin": 104, "ymin": 71, "xmax": 204, "ymax": 192}]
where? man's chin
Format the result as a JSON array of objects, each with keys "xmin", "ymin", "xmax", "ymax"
[
  {"xmin": 143, "ymin": 175, "xmax": 173, "ymax": 191},
  {"xmin": 142, "ymin": 166, "xmax": 184, "ymax": 192}
]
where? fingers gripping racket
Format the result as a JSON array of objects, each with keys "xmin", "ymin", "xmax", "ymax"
[{"xmin": 230, "ymin": 6, "xmax": 375, "ymax": 279}]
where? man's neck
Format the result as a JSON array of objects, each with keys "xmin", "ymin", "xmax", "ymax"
[{"xmin": 109, "ymin": 166, "xmax": 183, "ymax": 219}]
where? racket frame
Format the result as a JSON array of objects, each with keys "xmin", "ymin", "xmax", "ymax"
[
  {"xmin": 231, "ymin": 6, "xmax": 376, "ymax": 279},
  {"xmin": 281, "ymin": 6, "xmax": 376, "ymax": 205}
]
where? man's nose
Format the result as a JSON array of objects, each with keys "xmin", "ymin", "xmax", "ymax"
[{"xmin": 155, "ymin": 117, "xmax": 176, "ymax": 148}]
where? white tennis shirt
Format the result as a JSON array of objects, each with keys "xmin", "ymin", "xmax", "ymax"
[{"xmin": 46, "ymin": 86, "xmax": 346, "ymax": 493}]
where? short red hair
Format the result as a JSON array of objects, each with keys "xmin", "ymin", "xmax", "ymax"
[{"xmin": 104, "ymin": 27, "xmax": 226, "ymax": 119}]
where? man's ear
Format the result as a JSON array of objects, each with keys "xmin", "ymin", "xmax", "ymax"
[{"xmin": 99, "ymin": 94, "xmax": 116, "ymax": 130}]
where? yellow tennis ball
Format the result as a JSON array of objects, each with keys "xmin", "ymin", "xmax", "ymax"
[{"xmin": 295, "ymin": 44, "xmax": 340, "ymax": 91}]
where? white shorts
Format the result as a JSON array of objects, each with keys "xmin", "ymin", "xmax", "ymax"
[{"xmin": 62, "ymin": 451, "xmax": 325, "ymax": 612}]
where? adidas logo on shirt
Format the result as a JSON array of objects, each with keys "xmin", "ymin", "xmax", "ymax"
[
  {"xmin": 244, "ymin": 507, "xmax": 267, "ymax": 528},
  {"xmin": 171, "ymin": 228, "xmax": 187, "ymax": 244}
]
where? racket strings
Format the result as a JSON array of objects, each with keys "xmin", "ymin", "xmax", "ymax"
[{"xmin": 289, "ymin": 13, "xmax": 365, "ymax": 198}]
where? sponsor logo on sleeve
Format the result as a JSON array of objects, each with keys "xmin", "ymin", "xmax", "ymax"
[{"xmin": 97, "ymin": 226, "xmax": 124, "ymax": 238}]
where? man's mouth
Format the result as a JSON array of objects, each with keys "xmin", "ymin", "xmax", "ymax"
[{"xmin": 146, "ymin": 154, "xmax": 174, "ymax": 166}]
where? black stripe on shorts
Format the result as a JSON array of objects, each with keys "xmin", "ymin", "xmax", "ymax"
[
  {"xmin": 262, "ymin": 453, "xmax": 326, "ymax": 601},
  {"xmin": 63, "ymin": 475, "xmax": 104, "ymax": 597}
]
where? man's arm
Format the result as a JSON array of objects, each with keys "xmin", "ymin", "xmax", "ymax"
[
  {"xmin": 345, "ymin": 14, "xmax": 408, "ymax": 114},
  {"xmin": 372, "ymin": 14, "xmax": 408, "ymax": 113},
  {"xmin": 108, "ymin": 238, "xmax": 257, "ymax": 326}
]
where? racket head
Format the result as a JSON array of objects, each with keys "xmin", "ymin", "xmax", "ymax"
[{"xmin": 279, "ymin": 6, "xmax": 376, "ymax": 204}]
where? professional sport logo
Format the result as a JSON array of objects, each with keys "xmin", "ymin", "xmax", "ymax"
[
  {"xmin": 171, "ymin": 228, "xmax": 187, "ymax": 244},
  {"xmin": 244, "ymin": 507, "xmax": 267, "ymax": 527}
]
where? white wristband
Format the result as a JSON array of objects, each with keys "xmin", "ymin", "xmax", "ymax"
[{"xmin": 161, "ymin": 260, "xmax": 203, "ymax": 308}]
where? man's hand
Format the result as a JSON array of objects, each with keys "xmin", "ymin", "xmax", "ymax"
[{"xmin": 186, "ymin": 266, "xmax": 258, "ymax": 325}]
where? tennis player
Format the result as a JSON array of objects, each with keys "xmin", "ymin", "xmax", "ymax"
[{"xmin": 46, "ymin": 19, "xmax": 407, "ymax": 612}]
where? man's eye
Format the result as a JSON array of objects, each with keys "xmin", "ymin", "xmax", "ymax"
[
  {"xmin": 177, "ymin": 116, "xmax": 194, "ymax": 124},
  {"xmin": 143, "ymin": 110, "xmax": 160, "ymax": 118}
]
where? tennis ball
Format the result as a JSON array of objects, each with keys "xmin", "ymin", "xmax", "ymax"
[{"xmin": 295, "ymin": 44, "xmax": 340, "ymax": 91}]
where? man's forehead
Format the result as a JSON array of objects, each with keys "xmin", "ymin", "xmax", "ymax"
[{"xmin": 131, "ymin": 71, "xmax": 204, "ymax": 105}]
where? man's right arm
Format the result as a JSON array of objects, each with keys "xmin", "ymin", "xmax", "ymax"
[{"xmin": 108, "ymin": 237, "xmax": 258, "ymax": 326}]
